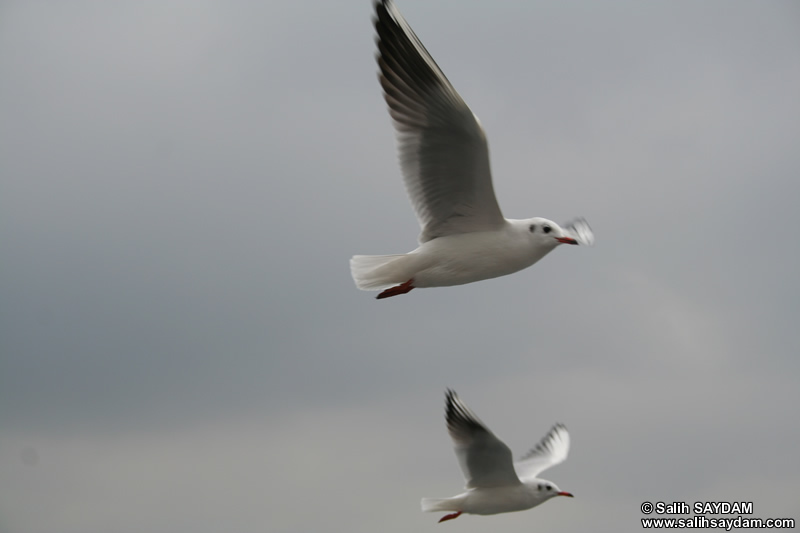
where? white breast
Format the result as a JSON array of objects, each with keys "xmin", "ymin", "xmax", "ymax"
[
  {"xmin": 461, "ymin": 485, "xmax": 541, "ymax": 515},
  {"xmin": 410, "ymin": 225, "xmax": 556, "ymax": 288}
]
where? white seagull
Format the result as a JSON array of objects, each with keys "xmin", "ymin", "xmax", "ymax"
[
  {"xmin": 422, "ymin": 389, "xmax": 573, "ymax": 523},
  {"xmin": 350, "ymin": 0, "xmax": 594, "ymax": 299}
]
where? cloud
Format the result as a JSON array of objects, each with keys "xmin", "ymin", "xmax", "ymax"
[{"xmin": 1, "ymin": 1, "xmax": 799, "ymax": 532}]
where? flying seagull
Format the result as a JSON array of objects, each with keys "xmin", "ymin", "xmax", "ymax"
[
  {"xmin": 350, "ymin": 0, "xmax": 594, "ymax": 299},
  {"xmin": 422, "ymin": 389, "xmax": 573, "ymax": 522}
]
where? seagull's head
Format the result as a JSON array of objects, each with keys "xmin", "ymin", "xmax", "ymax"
[
  {"xmin": 524, "ymin": 218, "xmax": 576, "ymax": 247},
  {"xmin": 534, "ymin": 480, "xmax": 574, "ymax": 501},
  {"xmin": 524, "ymin": 217, "xmax": 594, "ymax": 247}
]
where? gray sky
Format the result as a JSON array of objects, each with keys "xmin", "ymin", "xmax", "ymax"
[{"xmin": 2, "ymin": 1, "xmax": 799, "ymax": 532}]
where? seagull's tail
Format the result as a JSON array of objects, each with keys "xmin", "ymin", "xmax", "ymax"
[
  {"xmin": 349, "ymin": 254, "xmax": 410, "ymax": 291},
  {"xmin": 421, "ymin": 497, "xmax": 463, "ymax": 513}
]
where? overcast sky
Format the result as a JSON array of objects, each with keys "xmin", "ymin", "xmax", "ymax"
[{"xmin": 2, "ymin": 1, "xmax": 799, "ymax": 532}]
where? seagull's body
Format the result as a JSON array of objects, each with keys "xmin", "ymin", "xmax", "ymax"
[
  {"xmin": 425, "ymin": 483, "xmax": 547, "ymax": 518},
  {"xmin": 351, "ymin": 0, "xmax": 593, "ymax": 299},
  {"xmin": 422, "ymin": 390, "xmax": 573, "ymax": 522},
  {"xmin": 354, "ymin": 219, "xmax": 566, "ymax": 290}
]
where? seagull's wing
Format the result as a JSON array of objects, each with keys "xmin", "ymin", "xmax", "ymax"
[
  {"xmin": 514, "ymin": 423, "xmax": 570, "ymax": 481},
  {"xmin": 445, "ymin": 390, "xmax": 521, "ymax": 489},
  {"xmin": 562, "ymin": 218, "xmax": 595, "ymax": 246},
  {"xmin": 374, "ymin": 0, "xmax": 505, "ymax": 243}
]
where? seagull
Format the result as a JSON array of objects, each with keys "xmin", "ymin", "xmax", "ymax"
[
  {"xmin": 350, "ymin": 0, "xmax": 594, "ymax": 299},
  {"xmin": 422, "ymin": 389, "xmax": 573, "ymax": 522}
]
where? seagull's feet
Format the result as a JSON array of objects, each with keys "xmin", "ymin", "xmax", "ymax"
[
  {"xmin": 438, "ymin": 511, "xmax": 462, "ymax": 523},
  {"xmin": 376, "ymin": 279, "xmax": 414, "ymax": 299}
]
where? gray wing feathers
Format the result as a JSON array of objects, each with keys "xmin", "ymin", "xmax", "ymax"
[
  {"xmin": 514, "ymin": 423, "xmax": 570, "ymax": 481},
  {"xmin": 445, "ymin": 390, "xmax": 521, "ymax": 489},
  {"xmin": 374, "ymin": 0, "xmax": 505, "ymax": 243}
]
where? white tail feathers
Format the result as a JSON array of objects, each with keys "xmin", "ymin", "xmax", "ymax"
[
  {"xmin": 421, "ymin": 497, "xmax": 461, "ymax": 513},
  {"xmin": 349, "ymin": 254, "xmax": 409, "ymax": 290}
]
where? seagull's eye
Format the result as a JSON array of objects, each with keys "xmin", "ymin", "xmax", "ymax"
[
  {"xmin": 529, "ymin": 224, "xmax": 536, "ymax": 233},
  {"xmin": 546, "ymin": 485, "xmax": 552, "ymax": 491},
  {"xmin": 543, "ymin": 226, "xmax": 552, "ymax": 234}
]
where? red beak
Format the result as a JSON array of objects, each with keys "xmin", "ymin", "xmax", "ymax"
[
  {"xmin": 557, "ymin": 491, "xmax": 574, "ymax": 497},
  {"xmin": 555, "ymin": 237, "xmax": 578, "ymax": 245}
]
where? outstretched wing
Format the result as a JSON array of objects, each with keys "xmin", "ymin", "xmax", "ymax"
[
  {"xmin": 444, "ymin": 389, "xmax": 521, "ymax": 489},
  {"xmin": 514, "ymin": 423, "xmax": 570, "ymax": 481},
  {"xmin": 374, "ymin": 0, "xmax": 505, "ymax": 243},
  {"xmin": 562, "ymin": 218, "xmax": 595, "ymax": 246}
]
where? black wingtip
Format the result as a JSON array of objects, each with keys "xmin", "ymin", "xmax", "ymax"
[
  {"xmin": 445, "ymin": 388, "xmax": 458, "ymax": 409},
  {"xmin": 518, "ymin": 423, "xmax": 569, "ymax": 461}
]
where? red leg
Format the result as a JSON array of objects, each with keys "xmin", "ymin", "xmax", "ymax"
[
  {"xmin": 438, "ymin": 511, "xmax": 462, "ymax": 523},
  {"xmin": 376, "ymin": 279, "xmax": 414, "ymax": 299}
]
